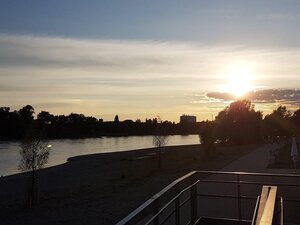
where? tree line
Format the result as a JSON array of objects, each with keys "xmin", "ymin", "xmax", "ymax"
[
  {"xmin": 1, "ymin": 101, "xmax": 300, "ymax": 142},
  {"xmin": 0, "ymin": 105, "xmax": 200, "ymax": 140},
  {"xmin": 201, "ymin": 100, "xmax": 300, "ymax": 146}
]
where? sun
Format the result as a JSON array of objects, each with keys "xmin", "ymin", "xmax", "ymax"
[{"xmin": 220, "ymin": 62, "xmax": 254, "ymax": 97}]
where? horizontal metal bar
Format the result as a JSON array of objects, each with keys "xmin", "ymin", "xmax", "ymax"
[
  {"xmin": 196, "ymin": 193, "xmax": 257, "ymax": 200},
  {"xmin": 199, "ymin": 216, "xmax": 252, "ymax": 223},
  {"xmin": 239, "ymin": 181, "xmax": 300, "ymax": 187},
  {"xmin": 197, "ymin": 194, "xmax": 300, "ymax": 203},
  {"xmin": 200, "ymin": 179, "xmax": 300, "ymax": 187},
  {"xmin": 196, "ymin": 170, "xmax": 300, "ymax": 178}
]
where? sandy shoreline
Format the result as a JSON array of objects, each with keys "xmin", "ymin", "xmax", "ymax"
[{"xmin": 0, "ymin": 143, "xmax": 262, "ymax": 225}]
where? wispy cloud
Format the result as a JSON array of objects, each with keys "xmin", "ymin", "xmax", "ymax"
[{"xmin": 1, "ymin": 34, "xmax": 300, "ymax": 120}]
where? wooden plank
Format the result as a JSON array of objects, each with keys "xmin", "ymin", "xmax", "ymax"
[
  {"xmin": 255, "ymin": 186, "xmax": 270, "ymax": 225},
  {"xmin": 259, "ymin": 186, "xmax": 277, "ymax": 225}
]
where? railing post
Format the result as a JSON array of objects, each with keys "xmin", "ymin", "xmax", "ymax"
[
  {"xmin": 237, "ymin": 174, "xmax": 242, "ymax": 221},
  {"xmin": 153, "ymin": 198, "xmax": 160, "ymax": 225},
  {"xmin": 190, "ymin": 182, "xmax": 198, "ymax": 224},
  {"xmin": 175, "ymin": 196, "xmax": 180, "ymax": 225},
  {"xmin": 175, "ymin": 184, "xmax": 180, "ymax": 225},
  {"xmin": 280, "ymin": 197, "xmax": 284, "ymax": 225}
]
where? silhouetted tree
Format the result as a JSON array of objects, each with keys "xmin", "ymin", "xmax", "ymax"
[
  {"xmin": 264, "ymin": 105, "xmax": 293, "ymax": 139},
  {"xmin": 215, "ymin": 100, "xmax": 263, "ymax": 144},
  {"xmin": 114, "ymin": 115, "xmax": 119, "ymax": 123},
  {"xmin": 19, "ymin": 125, "xmax": 50, "ymax": 207},
  {"xmin": 19, "ymin": 105, "xmax": 35, "ymax": 123},
  {"xmin": 199, "ymin": 122, "xmax": 216, "ymax": 158},
  {"xmin": 293, "ymin": 109, "xmax": 300, "ymax": 125},
  {"xmin": 153, "ymin": 116, "xmax": 168, "ymax": 170},
  {"xmin": 37, "ymin": 111, "xmax": 54, "ymax": 125},
  {"xmin": 292, "ymin": 109, "xmax": 300, "ymax": 136},
  {"xmin": 0, "ymin": 107, "xmax": 10, "ymax": 138}
]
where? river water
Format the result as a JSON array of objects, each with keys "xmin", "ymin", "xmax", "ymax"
[{"xmin": 0, "ymin": 135, "xmax": 200, "ymax": 176}]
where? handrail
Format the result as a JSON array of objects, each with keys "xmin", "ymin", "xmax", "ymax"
[
  {"xmin": 251, "ymin": 196, "xmax": 261, "ymax": 225},
  {"xmin": 116, "ymin": 171, "xmax": 300, "ymax": 225},
  {"xmin": 199, "ymin": 179, "xmax": 300, "ymax": 187},
  {"xmin": 116, "ymin": 171, "xmax": 197, "ymax": 225},
  {"xmin": 144, "ymin": 180, "xmax": 200, "ymax": 225},
  {"xmin": 280, "ymin": 197, "xmax": 284, "ymax": 225},
  {"xmin": 196, "ymin": 170, "xmax": 300, "ymax": 178}
]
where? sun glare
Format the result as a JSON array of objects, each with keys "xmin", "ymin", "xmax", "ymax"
[{"xmin": 220, "ymin": 62, "xmax": 254, "ymax": 98}]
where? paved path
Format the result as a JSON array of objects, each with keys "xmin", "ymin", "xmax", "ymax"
[{"xmin": 221, "ymin": 143, "xmax": 284, "ymax": 172}]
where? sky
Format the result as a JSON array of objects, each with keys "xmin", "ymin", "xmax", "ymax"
[{"xmin": 1, "ymin": 0, "xmax": 300, "ymax": 122}]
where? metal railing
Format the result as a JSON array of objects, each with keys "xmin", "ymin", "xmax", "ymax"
[
  {"xmin": 116, "ymin": 171, "xmax": 300, "ymax": 225},
  {"xmin": 251, "ymin": 196, "xmax": 261, "ymax": 225}
]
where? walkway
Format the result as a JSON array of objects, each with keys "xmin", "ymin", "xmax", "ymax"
[{"xmin": 221, "ymin": 143, "xmax": 284, "ymax": 172}]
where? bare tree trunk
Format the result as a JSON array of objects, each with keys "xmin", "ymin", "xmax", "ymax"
[
  {"xmin": 29, "ymin": 169, "xmax": 38, "ymax": 207},
  {"xmin": 158, "ymin": 147, "xmax": 162, "ymax": 170}
]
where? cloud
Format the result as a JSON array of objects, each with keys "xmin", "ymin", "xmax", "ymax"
[
  {"xmin": 0, "ymin": 35, "xmax": 219, "ymax": 73},
  {"xmin": 206, "ymin": 89, "xmax": 300, "ymax": 106},
  {"xmin": 34, "ymin": 102, "xmax": 74, "ymax": 109},
  {"xmin": 1, "ymin": 34, "xmax": 300, "ymax": 120},
  {"xmin": 205, "ymin": 92, "xmax": 235, "ymax": 101}
]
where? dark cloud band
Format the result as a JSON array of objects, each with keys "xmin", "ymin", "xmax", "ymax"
[{"xmin": 207, "ymin": 89, "xmax": 300, "ymax": 104}]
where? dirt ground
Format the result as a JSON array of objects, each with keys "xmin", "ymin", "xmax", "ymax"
[{"xmin": 0, "ymin": 143, "xmax": 261, "ymax": 225}]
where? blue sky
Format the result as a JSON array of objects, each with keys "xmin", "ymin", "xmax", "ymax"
[
  {"xmin": 1, "ymin": 0, "xmax": 300, "ymax": 121},
  {"xmin": 1, "ymin": 0, "xmax": 300, "ymax": 45}
]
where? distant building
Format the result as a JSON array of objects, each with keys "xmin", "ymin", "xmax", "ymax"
[{"xmin": 180, "ymin": 115, "xmax": 196, "ymax": 123}]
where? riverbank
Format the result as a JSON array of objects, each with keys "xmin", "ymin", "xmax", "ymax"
[
  {"xmin": 0, "ymin": 135, "xmax": 200, "ymax": 176},
  {"xmin": 0, "ymin": 143, "xmax": 262, "ymax": 225}
]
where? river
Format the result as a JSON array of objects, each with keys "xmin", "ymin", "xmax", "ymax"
[{"xmin": 0, "ymin": 135, "xmax": 200, "ymax": 176}]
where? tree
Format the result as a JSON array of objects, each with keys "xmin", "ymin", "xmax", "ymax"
[
  {"xmin": 153, "ymin": 116, "xmax": 168, "ymax": 170},
  {"xmin": 292, "ymin": 109, "xmax": 300, "ymax": 136},
  {"xmin": 18, "ymin": 105, "xmax": 35, "ymax": 137},
  {"xmin": 19, "ymin": 105, "xmax": 35, "ymax": 123},
  {"xmin": 215, "ymin": 100, "xmax": 263, "ymax": 144},
  {"xmin": 19, "ymin": 125, "xmax": 50, "ymax": 207},
  {"xmin": 0, "ymin": 107, "xmax": 11, "ymax": 138},
  {"xmin": 37, "ymin": 111, "xmax": 54, "ymax": 125},
  {"xmin": 199, "ymin": 122, "xmax": 216, "ymax": 158},
  {"xmin": 114, "ymin": 115, "xmax": 119, "ymax": 123},
  {"xmin": 264, "ymin": 105, "xmax": 293, "ymax": 139}
]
